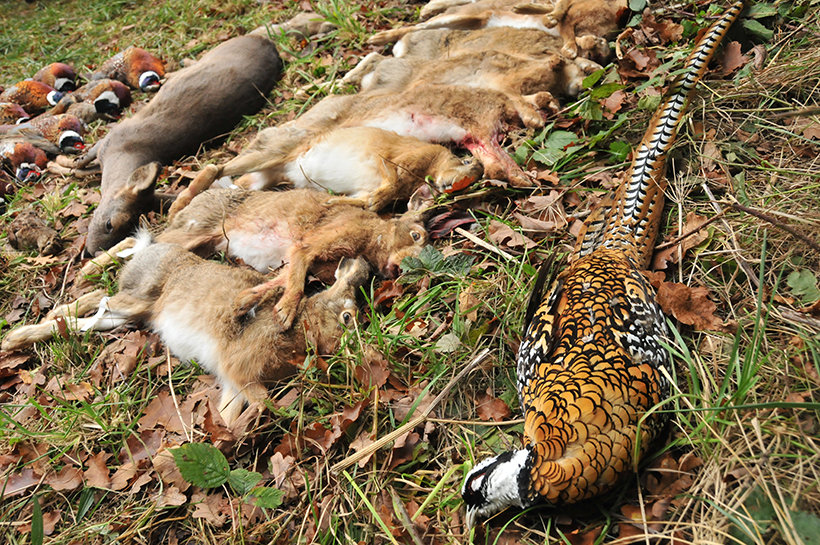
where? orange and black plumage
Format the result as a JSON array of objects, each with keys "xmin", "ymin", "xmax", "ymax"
[
  {"xmin": 462, "ymin": 0, "xmax": 745, "ymax": 527},
  {"xmin": 0, "ymin": 102, "xmax": 30, "ymax": 124},
  {"xmin": 8, "ymin": 114, "xmax": 86, "ymax": 155},
  {"xmin": 47, "ymin": 78, "xmax": 132, "ymax": 122},
  {"xmin": 0, "ymin": 81, "xmax": 63, "ymax": 115},
  {"xmin": 31, "ymin": 62, "xmax": 77, "ymax": 93},
  {"xmin": 91, "ymin": 46, "xmax": 165, "ymax": 92},
  {"xmin": 0, "ymin": 139, "xmax": 48, "ymax": 182}
]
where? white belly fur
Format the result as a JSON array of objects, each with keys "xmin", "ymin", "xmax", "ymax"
[
  {"xmin": 217, "ymin": 224, "xmax": 293, "ymax": 273},
  {"xmin": 152, "ymin": 310, "xmax": 221, "ymax": 374},
  {"xmin": 365, "ymin": 111, "xmax": 467, "ymax": 143},
  {"xmin": 285, "ymin": 135, "xmax": 383, "ymax": 196}
]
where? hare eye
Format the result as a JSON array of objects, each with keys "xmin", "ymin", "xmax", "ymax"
[
  {"xmin": 411, "ymin": 231, "xmax": 421, "ymax": 242},
  {"xmin": 341, "ymin": 311, "xmax": 353, "ymax": 325}
]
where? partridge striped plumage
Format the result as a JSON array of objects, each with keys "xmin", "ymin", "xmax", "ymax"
[{"xmin": 462, "ymin": 1, "xmax": 744, "ymax": 527}]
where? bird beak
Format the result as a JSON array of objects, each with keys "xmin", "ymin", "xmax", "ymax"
[{"xmin": 465, "ymin": 507, "xmax": 476, "ymax": 532}]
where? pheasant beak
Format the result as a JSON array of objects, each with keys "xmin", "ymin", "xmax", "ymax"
[{"xmin": 465, "ymin": 507, "xmax": 477, "ymax": 531}]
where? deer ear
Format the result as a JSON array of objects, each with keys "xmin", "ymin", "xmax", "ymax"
[{"xmin": 126, "ymin": 162, "xmax": 160, "ymax": 195}]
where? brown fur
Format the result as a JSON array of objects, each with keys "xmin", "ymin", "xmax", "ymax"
[
  {"xmin": 518, "ymin": 0, "xmax": 628, "ymax": 61},
  {"xmin": 170, "ymin": 81, "xmax": 541, "ymax": 215},
  {"xmin": 369, "ymin": 0, "xmax": 622, "ymax": 64},
  {"xmin": 230, "ymin": 126, "xmax": 483, "ymax": 211},
  {"xmin": 83, "ymin": 34, "xmax": 283, "ymax": 254},
  {"xmin": 159, "ymin": 188, "xmax": 427, "ymax": 328},
  {"xmin": 1, "ymin": 241, "xmax": 370, "ymax": 426},
  {"xmin": 6, "ymin": 209, "xmax": 62, "ymax": 255},
  {"xmin": 345, "ymin": 47, "xmax": 588, "ymax": 101}
]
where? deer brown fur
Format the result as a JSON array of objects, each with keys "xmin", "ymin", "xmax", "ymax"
[{"xmin": 83, "ymin": 33, "xmax": 283, "ymax": 254}]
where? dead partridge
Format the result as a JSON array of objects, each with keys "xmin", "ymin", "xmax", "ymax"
[
  {"xmin": 6, "ymin": 209, "xmax": 63, "ymax": 256},
  {"xmin": 10, "ymin": 114, "xmax": 86, "ymax": 154},
  {"xmin": 0, "ymin": 102, "xmax": 30, "ymax": 125}
]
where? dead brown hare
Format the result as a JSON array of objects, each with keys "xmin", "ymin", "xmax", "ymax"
[{"xmin": 1, "ymin": 237, "xmax": 371, "ymax": 426}]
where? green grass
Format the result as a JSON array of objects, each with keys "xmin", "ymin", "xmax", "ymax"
[{"xmin": 1, "ymin": 0, "xmax": 820, "ymax": 543}]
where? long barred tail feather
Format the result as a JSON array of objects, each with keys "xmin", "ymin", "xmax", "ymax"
[{"xmin": 574, "ymin": 0, "xmax": 745, "ymax": 268}]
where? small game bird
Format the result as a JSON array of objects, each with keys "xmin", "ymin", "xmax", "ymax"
[
  {"xmin": 31, "ymin": 62, "xmax": 77, "ymax": 93},
  {"xmin": 461, "ymin": 0, "xmax": 744, "ymax": 528},
  {"xmin": 0, "ymin": 139, "xmax": 48, "ymax": 182},
  {"xmin": 91, "ymin": 46, "xmax": 165, "ymax": 92},
  {"xmin": 7, "ymin": 114, "xmax": 86, "ymax": 155},
  {"xmin": 0, "ymin": 81, "xmax": 63, "ymax": 115},
  {"xmin": 48, "ymin": 78, "xmax": 132, "ymax": 122},
  {"xmin": 0, "ymin": 102, "xmax": 30, "ymax": 125}
]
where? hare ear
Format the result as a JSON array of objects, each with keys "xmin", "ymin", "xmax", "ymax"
[
  {"xmin": 333, "ymin": 257, "xmax": 370, "ymax": 286},
  {"xmin": 126, "ymin": 162, "xmax": 161, "ymax": 196}
]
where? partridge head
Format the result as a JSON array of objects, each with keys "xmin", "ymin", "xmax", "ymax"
[
  {"xmin": 12, "ymin": 114, "xmax": 86, "ymax": 154},
  {"xmin": 48, "ymin": 79, "xmax": 132, "ymax": 121}
]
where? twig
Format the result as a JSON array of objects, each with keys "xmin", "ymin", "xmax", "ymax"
[
  {"xmin": 729, "ymin": 201, "xmax": 820, "ymax": 254},
  {"xmin": 330, "ymin": 347, "xmax": 491, "ymax": 474},
  {"xmin": 654, "ymin": 208, "xmax": 729, "ymax": 250},
  {"xmin": 701, "ymin": 183, "xmax": 760, "ymax": 289},
  {"xmin": 454, "ymin": 227, "xmax": 515, "ymax": 261}
]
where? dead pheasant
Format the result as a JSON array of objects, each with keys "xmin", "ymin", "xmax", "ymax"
[{"xmin": 462, "ymin": 1, "xmax": 744, "ymax": 527}]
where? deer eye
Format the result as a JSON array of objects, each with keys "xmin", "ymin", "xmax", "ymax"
[{"xmin": 105, "ymin": 219, "xmax": 113, "ymax": 233}]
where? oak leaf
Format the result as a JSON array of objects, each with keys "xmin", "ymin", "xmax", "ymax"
[
  {"xmin": 488, "ymin": 220, "xmax": 537, "ymax": 250},
  {"xmin": 476, "ymin": 390, "xmax": 511, "ymax": 422},
  {"xmin": 656, "ymin": 282, "xmax": 735, "ymax": 332},
  {"xmin": 46, "ymin": 466, "xmax": 83, "ymax": 492},
  {"xmin": 2, "ymin": 468, "xmax": 42, "ymax": 498},
  {"xmin": 84, "ymin": 451, "xmax": 111, "ymax": 489},
  {"xmin": 720, "ymin": 41, "xmax": 749, "ymax": 76},
  {"xmin": 191, "ymin": 491, "xmax": 229, "ymax": 526}
]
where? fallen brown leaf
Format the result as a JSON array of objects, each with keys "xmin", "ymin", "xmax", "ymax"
[
  {"xmin": 191, "ymin": 491, "xmax": 229, "ymax": 526},
  {"xmin": 138, "ymin": 390, "xmax": 190, "ymax": 433},
  {"xmin": 84, "ymin": 451, "xmax": 111, "ymax": 489},
  {"xmin": 154, "ymin": 485, "xmax": 187, "ymax": 508},
  {"xmin": 373, "ymin": 279, "xmax": 404, "ymax": 308},
  {"xmin": 46, "ymin": 466, "xmax": 83, "ymax": 492},
  {"xmin": 475, "ymin": 390, "xmax": 512, "ymax": 422},
  {"xmin": 2, "ymin": 468, "xmax": 42, "ymax": 498},
  {"xmin": 488, "ymin": 220, "xmax": 537, "ymax": 250},
  {"xmin": 656, "ymin": 282, "xmax": 735, "ymax": 332},
  {"xmin": 720, "ymin": 41, "xmax": 749, "ymax": 76}
]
